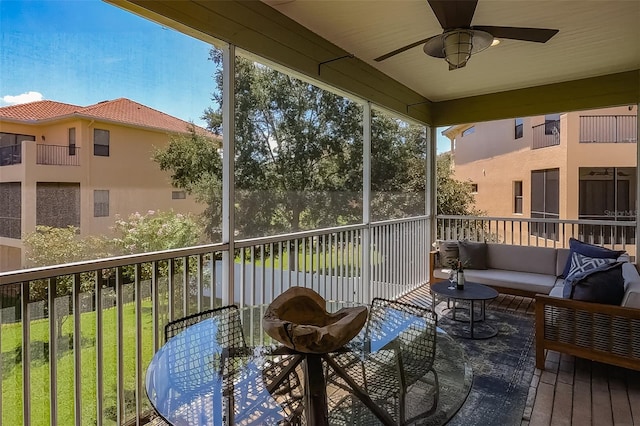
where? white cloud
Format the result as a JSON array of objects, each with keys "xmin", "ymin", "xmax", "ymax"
[{"xmin": 2, "ymin": 91, "xmax": 44, "ymax": 105}]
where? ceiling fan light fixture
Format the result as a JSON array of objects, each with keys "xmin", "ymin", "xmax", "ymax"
[
  {"xmin": 443, "ymin": 30, "xmax": 473, "ymax": 69},
  {"xmin": 424, "ymin": 29, "xmax": 494, "ymax": 69}
]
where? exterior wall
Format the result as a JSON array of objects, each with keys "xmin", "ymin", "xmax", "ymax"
[
  {"xmin": 448, "ymin": 106, "xmax": 637, "ymax": 221},
  {"xmin": 0, "ymin": 245, "xmax": 21, "ymax": 271},
  {"xmin": 565, "ymin": 106, "xmax": 637, "ymax": 219},
  {"xmin": 453, "ymin": 118, "xmax": 533, "ymax": 166},
  {"xmin": 450, "ymin": 117, "xmax": 567, "ymax": 219},
  {"xmin": 0, "ymin": 118, "xmax": 205, "ymax": 271}
]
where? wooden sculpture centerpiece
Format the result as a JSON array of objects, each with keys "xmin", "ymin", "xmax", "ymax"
[{"xmin": 262, "ymin": 287, "xmax": 368, "ymax": 353}]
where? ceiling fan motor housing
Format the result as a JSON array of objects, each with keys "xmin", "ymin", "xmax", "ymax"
[{"xmin": 424, "ymin": 29, "xmax": 493, "ymax": 69}]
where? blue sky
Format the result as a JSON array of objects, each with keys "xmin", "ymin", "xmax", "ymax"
[
  {"xmin": 0, "ymin": 0, "xmax": 215, "ymax": 126},
  {"xmin": 1, "ymin": 0, "xmax": 450, "ymax": 151}
]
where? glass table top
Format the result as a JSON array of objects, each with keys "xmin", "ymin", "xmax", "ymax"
[{"xmin": 146, "ymin": 302, "xmax": 472, "ymax": 425}]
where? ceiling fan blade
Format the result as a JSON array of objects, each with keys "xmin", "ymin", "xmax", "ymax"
[
  {"xmin": 473, "ymin": 26, "xmax": 559, "ymax": 43},
  {"xmin": 427, "ymin": 0, "xmax": 477, "ymax": 29},
  {"xmin": 374, "ymin": 36, "xmax": 435, "ymax": 62}
]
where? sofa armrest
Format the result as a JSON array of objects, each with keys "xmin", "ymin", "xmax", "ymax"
[
  {"xmin": 535, "ymin": 294, "xmax": 640, "ymax": 371},
  {"xmin": 429, "ymin": 251, "xmax": 442, "ymax": 284}
]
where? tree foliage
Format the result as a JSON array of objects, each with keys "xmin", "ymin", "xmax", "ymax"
[
  {"xmin": 22, "ymin": 211, "xmax": 203, "ymax": 335},
  {"xmin": 24, "ymin": 225, "xmax": 108, "ymax": 269},
  {"xmin": 436, "ymin": 152, "xmax": 482, "ymax": 216},
  {"xmin": 204, "ymin": 50, "xmax": 364, "ymax": 237},
  {"xmin": 157, "ymin": 48, "xmax": 441, "ymax": 239},
  {"xmin": 153, "ymin": 129, "xmax": 223, "ymax": 239},
  {"xmin": 111, "ymin": 210, "xmax": 203, "ymax": 255}
]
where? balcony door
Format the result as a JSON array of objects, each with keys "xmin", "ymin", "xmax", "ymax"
[
  {"xmin": 531, "ymin": 168, "xmax": 559, "ymax": 240},
  {"xmin": 579, "ymin": 167, "xmax": 636, "ymax": 244}
]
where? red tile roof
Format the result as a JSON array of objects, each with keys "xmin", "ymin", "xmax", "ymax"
[
  {"xmin": 0, "ymin": 98, "xmax": 211, "ymax": 136},
  {"xmin": 0, "ymin": 100, "xmax": 81, "ymax": 121}
]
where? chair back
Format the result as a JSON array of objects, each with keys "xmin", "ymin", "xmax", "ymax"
[
  {"xmin": 367, "ymin": 298, "xmax": 438, "ymax": 386},
  {"xmin": 163, "ymin": 305, "xmax": 248, "ymax": 395}
]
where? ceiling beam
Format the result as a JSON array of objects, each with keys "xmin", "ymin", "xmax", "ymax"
[{"xmin": 432, "ymin": 70, "xmax": 640, "ymax": 126}]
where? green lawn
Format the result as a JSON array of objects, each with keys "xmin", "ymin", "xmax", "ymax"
[
  {"xmin": 2, "ymin": 299, "xmax": 156, "ymax": 426},
  {"xmin": 0, "ymin": 245, "xmax": 371, "ymax": 425},
  {"xmin": 254, "ymin": 244, "xmax": 369, "ymax": 273}
]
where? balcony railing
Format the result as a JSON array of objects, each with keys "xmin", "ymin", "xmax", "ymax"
[
  {"xmin": 436, "ymin": 215, "xmax": 636, "ymax": 252},
  {"xmin": 579, "ymin": 115, "xmax": 637, "ymax": 143},
  {"xmin": 0, "ymin": 216, "xmax": 429, "ymax": 426},
  {"xmin": 531, "ymin": 120, "xmax": 561, "ymax": 150},
  {"xmin": 36, "ymin": 144, "xmax": 81, "ymax": 166},
  {"xmin": 3, "ymin": 214, "xmax": 637, "ymax": 424}
]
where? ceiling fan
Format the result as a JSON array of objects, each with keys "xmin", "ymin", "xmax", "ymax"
[
  {"xmin": 588, "ymin": 168, "xmax": 630, "ymax": 177},
  {"xmin": 374, "ymin": 0, "xmax": 559, "ymax": 70}
]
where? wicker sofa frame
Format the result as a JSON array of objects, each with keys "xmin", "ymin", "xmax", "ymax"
[{"xmin": 535, "ymin": 294, "xmax": 640, "ymax": 371}]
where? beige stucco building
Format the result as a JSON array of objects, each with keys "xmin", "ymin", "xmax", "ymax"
[
  {"xmin": 443, "ymin": 105, "xmax": 638, "ymax": 248},
  {"xmin": 0, "ymin": 98, "xmax": 211, "ymax": 271}
]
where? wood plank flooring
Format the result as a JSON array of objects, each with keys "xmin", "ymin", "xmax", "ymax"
[{"xmin": 398, "ymin": 284, "xmax": 640, "ymax": 426}]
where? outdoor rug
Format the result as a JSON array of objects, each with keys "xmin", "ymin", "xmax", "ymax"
[{"xmin": 434, "ymin": 303, "xmax": 536, "ymax": 426}]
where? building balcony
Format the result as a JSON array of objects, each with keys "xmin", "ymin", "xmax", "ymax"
[
  {"xmin": 580, "ymin": 114, "xmax": 638, "ymax": 143},
  {"xmin": 531, "ymin": 120, "xmax": 561, "ymax": 150},
  {"xmin": 0, "ymin": 143, "xmax": 80, "ymax": 169},
  {"xmin": 0, "ymin": 215, "xmax": 637, "ymax": 425}
]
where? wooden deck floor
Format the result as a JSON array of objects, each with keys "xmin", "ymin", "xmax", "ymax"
[{"xmin": 398, "ymin": 285, "xmax": 640, "ymax": 426}]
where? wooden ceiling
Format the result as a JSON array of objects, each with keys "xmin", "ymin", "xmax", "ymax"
[{"xmin": 107, "ymin": 0, "xmax": 639, "ymax": 126}]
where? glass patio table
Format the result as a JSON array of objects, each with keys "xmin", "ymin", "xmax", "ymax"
[{"xmin": 145, "ymin": 301, "xmax": 472, "ymax": 425}]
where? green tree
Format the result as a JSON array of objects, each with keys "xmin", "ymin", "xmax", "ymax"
[
  {"xmin": 23, "ymin": 226, "xmax": 108, "ymax": 339},
  {"xmin": 203, "ymin": 49, "xmax": 363, "ymax": 237},
  {"xmin": 24, "ymin": 225, "xmax": 108, "ymax": 268},
  {"xmin": 159, "ymin": 48, "xmax": 436, "ymax": 240},
  {"xmin": 370, "ymin": 113, "xmax": 428, "ymax": 220},
  {"xmin": 23, "ymin": 211, "xmax": 204, "ymax": 337},
  {"xmin": 153, "ymin": 129, "xmax": 224, "ymax": 240},
  {"xmin": 436, "ymin": 152, "xmax": 481, "ymax": 215},
  {"xmin": 110, "ymin": 209, "xmax": 204, "ymax": 254}
]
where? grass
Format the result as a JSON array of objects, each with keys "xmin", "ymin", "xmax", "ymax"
[
  {"xmin": 251, "ymin": 244, "xmax": 371, "ymax": 273},
  {"xmin": 2, "ymin": 298, "xmax": 156, "ymax": 426},
  {"xmin": 0, "ymin": 245, "xmax": 372, "ymax": 425}
]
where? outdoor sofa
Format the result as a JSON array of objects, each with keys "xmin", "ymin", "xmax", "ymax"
[{"xmin": 429, "ymin": 241, "xmax": 640, "ymax": 371}]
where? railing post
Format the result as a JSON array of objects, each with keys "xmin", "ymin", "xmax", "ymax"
[
  {"xmin": 362, "ymin": 102, "xmax": 371, "ymax": 304},
  {"xmin": 222, "ymin": 43, "xmax": 236, "ymax": 305},
  {"xmin": 427, "ymin": 126, "xmax": 437, "ymax": 274},
  {"xmin": 22, "ymin": 281, "xmax": 31, "ymax": 426}
]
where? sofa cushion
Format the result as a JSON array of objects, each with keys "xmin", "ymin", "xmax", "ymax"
[
  {"xmin": 457, "ymin": 269, "xmax": 556, "ymax": 295},
  {"xmin": 556, "ymin": 248, "xmax": 570, "ymax": 277},
  {"xmin": 563, "ymin": 262, "xmax": 625, "ymax": 305},
  {"xmin": 549, "ymin": 277, "xmax": 566, "ymax": 298},
  {"xmin": 566, "ymin": 251, "xmax": 617, "ymax": 279},
  {"xmin": 621, "ymin": 263, "xmax": 640, "ymax": 309},
  {"xmin": 458, "ymin": 240, "xmax": 487, "ymax": 269},
  {"xmin": 438, "ymin": 240, "xmax": 459, "ymax": 269},
  {"xmin": 486, "ymin": 243, "xmax": 557, "ymax": 276},
  {"xmin": 560, "ymin": 238, "xmax": 625, "ymax": 278}
]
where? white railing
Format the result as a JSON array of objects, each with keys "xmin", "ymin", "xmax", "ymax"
[
  {"xmin": 436, "ymin": 215, "xmax": 636, "ymax": 253},
  {"xmin": 0, "ymin": 216, "xmax": 429, "ymax": 426}
]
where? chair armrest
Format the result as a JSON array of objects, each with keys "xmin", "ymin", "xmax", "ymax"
[{"xmin": 535, "ymin": 294, "xmax": 640, "ymax": 371}]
